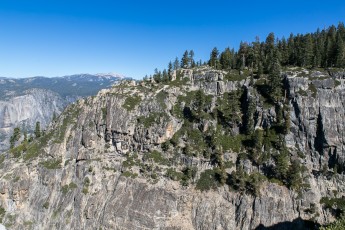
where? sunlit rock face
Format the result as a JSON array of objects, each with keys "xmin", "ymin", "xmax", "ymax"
[{"xmin": 0, "ymin": 68, "xmax": 345, "ymax": 230}]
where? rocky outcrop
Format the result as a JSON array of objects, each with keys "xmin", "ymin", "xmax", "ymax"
[
  {"xmin": 0, "ymin": 74, "xmax": 125, "ymax": 152},
  {"xmin": 0, "ymin": 88, "xmax": 65, "ymax": 151},
  {"xmin": 0, "ymin": 68, "xmax": 344, "ymax": 229}
]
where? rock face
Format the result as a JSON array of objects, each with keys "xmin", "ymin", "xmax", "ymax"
[
  {"xmin": 0, "ymin": 89, "xmax": 65, "ymax": 151},
  {"xmin": 0, "ymin": 74, "xmax": 125, "ymax": 152},
  {"xmin": 0, "ymin": 68, "xmax": 345, "ymax": 229}
]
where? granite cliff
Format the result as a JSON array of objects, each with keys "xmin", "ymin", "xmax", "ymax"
[
  {"xmin": 0, "ymin": 67, "xmax": 345, "ymax": 229},
  {"xmin": 0, "ymin": 73, "xmax": 125, "ymax": 152}
]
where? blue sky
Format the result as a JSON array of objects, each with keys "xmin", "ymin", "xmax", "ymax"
[{"xmin": 0, "ymin": 0, "xmax": 344, "ymax": 79}]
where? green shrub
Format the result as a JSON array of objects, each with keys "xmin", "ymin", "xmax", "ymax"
[
  {"xmin": 321, "ymin": 197, "xmax": 345, "ymax": 212},
  {"xmin": 40, "ymin": 158, "xmax": 62, "ymax": 169},
  {"xmin": 122, "ymin": 95, "xmax": 141, "ymax": 111},
  {"xmin": 320, "ymin": 214, "xmax": 345, "ymax": 230},
  {"xmin": 43, "ymin": 201, "xmax": 49, "ymax": 209},
  {"xmin": 196, "ymin": 169, "xmax": 219, "ymax": 191},
  {"xmin": 335, "ymin": 80, "xmax": 341, "ymax": 87},
  {"xmin": 144, "ymin": 150, "xmax": 169, "ymax": 165},
  {"xmin": 165, "ymin": 168, "xmax": 184, "ymax": 181},
  {"xmin": 23, "ymin": 143, "xmax": 40, "ymax": 160},
  {"xmin": 0, "ymin": 205, "xmax": 5, "ymax": 223},
  {"xmin": 121, "ymin": 171, "xmax": 138, "ymax": 178},
  {"xmin": 0, "ymin": 155, "xmax": 5, "ymax": 165},
  {"xmin": 308, "ymin": 83, "xmax": 317, "ymax": 98},
  {"xmin": 137, "ymin": 112, "xmax": 167, "ymax": 128},
  {"xmin": 101, "ymin": 107, "xmax": 107, "ymax": 120},
  {"xmin": 61, "ymin": 182, "xmax": 78, "ymax": 194},
  {"xmin": 156, "ymin": 91, "xmax": 168, "ymax": 109}
]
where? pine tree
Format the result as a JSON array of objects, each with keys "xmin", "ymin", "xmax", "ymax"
[
  {"xmin": 252, "ymin": 36, "xmax": 262, "ymax": 71},
  {"xmin": 244, "ymin": 96, "xmax": 256, "ymax": 135},
  {"xmin": 264, "ymin": 32, "xmax": 275, "ymax": 72},
  {"xmin": 268, "ymin": 49, "xmax": 282, "ymax": 102},
  {"xmin": 218, "ymin": 90, "xmax": 242, "ymax": 128},
  {"xmin": 168, "ymin": 61, "xmax": 173, "ymax": 76},
  {"xmin": 219, "ymin": 47, "xmax": 232, "ymax": 70},
  {"xmin": 162, "ymin": 69, "xmax": 169, "ymax": 82},
  {"xmin": 287, "ymin": 33, "xmax": 296, "ymax": 65},
  {"xmin": 287, "ymin": 159, "xmax": 303, "ymax": 190},
  {"xmin": 237, "ymin": 42, "xmax": 248, "ymax": 70},
  {"xmin": 275, "ymin": 150, "xmax": 289, "ymax": 180},
  {"xmin": 181, "ymin": 50, "xmax": 189, "ymax": 68},
  {"xmin": 35, "ymin": 121, "xmax": 41, "ymax": 138},
  {"xmin": 10, "ymin": 127, "xmax": 21, "ymax": 148},
  {"xmin": 302, "ymin": 33, "xmax": 314, "ymax": 67},
  {"xmin": 335, "ymin": 32, "xmax": 345, "ymax": 67},
  {"xmin": 209, "ymin": 47, "xmax": 220, "ymax": 68},
  {"xmin": 189, "ymin": 50, "xmax": 195, "ymax": 68},
  {"xmin": 173, "ymin": 57, "xmax": 179, "ymax": 70},
  {"xmin": 153, "ymin": 68, "xmax": 162, "ymax": 83},
  {"xmin": 23, "ymin": 130, "xmax": 28, "ymax": 142},
  {"xmin": 312, "ymin": 32, "xmax": 323, "ymax": 67}
]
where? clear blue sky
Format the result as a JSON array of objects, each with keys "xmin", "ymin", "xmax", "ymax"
[{"xmin": 0, "ymin": 0, "xmax": 344, "ymax": 79}]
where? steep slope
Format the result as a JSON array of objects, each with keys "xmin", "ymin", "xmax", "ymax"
[
  {"xmin": 0, "ymin": 67, "xmax": 344, "ymax": 229},
  {"xmin": 0, "ymin": 73, "xmax": 126, "ymax": 151}
]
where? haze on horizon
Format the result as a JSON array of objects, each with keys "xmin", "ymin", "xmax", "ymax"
[{"xmin": 0, "ymin": 0, "xmax": 344, "ymax": 79}]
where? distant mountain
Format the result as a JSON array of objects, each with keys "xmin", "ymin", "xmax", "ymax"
[
  {"xmin": 0, "ymin": 73, "xmax": 128, "ymax": 151},
  {"xmin": 0, "ymin": 73, "xmax": 127, "ymax": 100}
]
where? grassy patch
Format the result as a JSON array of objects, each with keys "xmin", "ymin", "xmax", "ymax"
[
  {"xmin": 308, "ymin": 83, "xmax": 317, "ymax": 98},
  {"xmin": 23, "ymin": 143, "xmax": 40, "ymax": 160},
  {"xmin": 82, "ymin": 177, "xmax": 90, "ymax": 194},
  {"xmin": 335, "ymin": 79, "xmax": 341, "ymax": 87},
  {"xmin": 54, "ymin": 105, "xmax": 80, "ymax": 144},
  {"xmin": 101, "ymin": 107, "xmax": 107, "ymax": 120},
  {"xmin": 321, "ymin": 197, "xmax": 345, "ymax": 212},
  {"xmin": 121, "ymin": 171, "xmax": 138, "ymax": 178},
  {"xmin": 196, "ymin": 169, "xmax": 219, "ymax": 191},
  {"xmin": 165, "ymin": 168, "xmax": 184, "ymax": 181},
  {"xmin": 40, "ymin": 158, "xmax": 62, "ymax": 169},
  {"xmin": 122, "ymin": 95, "xmax": 141, "ymax": 111},
  {"xmin": 0, "ymin": 155, "xmax": 4, "ymax": 165},
  {"xmin": 156, "ymin": 90, "xmax": 168, "ymax": 109},
  {"xmin": 0, "ymin": 205, "xmax": 5, "ymax": 223},
  {"xmin": 143, "ymin": 150, "xmax": 169, "ymax": 165},
  {"xmin": 217, "ymin": 134, "xmax": 245, "ymax": 153},
  {"xmin": 137, "ymin": 112, "xmax": 167, "ymax": 128}
]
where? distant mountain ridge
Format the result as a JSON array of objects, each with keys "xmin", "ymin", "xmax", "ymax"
[
  {"xmin": 0, "ymin": 73, "xmax": 128, "ymax": 100},
  {"xmin": 0, "ymin": 73, "xmax": 128, "ymax": 151}
]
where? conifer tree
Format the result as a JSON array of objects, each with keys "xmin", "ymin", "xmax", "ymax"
[
  {"xmin": 10, "ymin": 127, "xmax": 21, "ymax": 148},
  {"xmin": 220, "ymin": 47, "xmax": 232, "ymax": 70},
  {"xmin": 189, "ymin": 50, "xmax": 195, "ymax": 68},
  {"xmin": 35, "ymin": 121, "xmax": 41, "ymax": 138},
  {"xmin": 335, "ymin": 32, "xmax": 345, "ymax": 67},
  {"xmin": 168, "ymin": 61, "xmax": 173, "ymax": 76},
  {"xmin": 209, "ymin": 47, "xmax": 220, "ymax": 68},
  {"xmin": 173, "ymin": 57, "xmax": 179, "ymax": 70},
  {"xmin": 181, "ymin": 50, "xmax": 189, "ymax": 68},
  {"xmin": 264, "ymin": 32, "xmax": 275, "ymax": 72},
  {"xmin": 268, "ymin": 49, "xmax": 282, "ymax": 102}
]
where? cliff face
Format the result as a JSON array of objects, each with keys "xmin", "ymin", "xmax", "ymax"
[
  {"xmin": 0, "ymin": 74, "xmax": 124, "ymax": 152},
  {"xmin": 0, "ymin": 88, "xmax": 66, "ymax": 151},
  {"xmin": 0, "ymin": 67, "xmax": 344, "ymax": 230}
]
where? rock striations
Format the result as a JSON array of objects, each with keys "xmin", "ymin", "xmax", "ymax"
[{"xmin": 0, "ymin": 67, "xmax": 345, "ymax": 229}]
